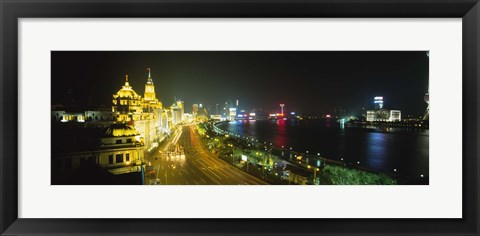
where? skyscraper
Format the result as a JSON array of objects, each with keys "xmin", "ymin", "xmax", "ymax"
[
  {"xmin": 192, "ymin": 104, "xmax": 199, "ymax": 115},
  {"xmin": 374, "ymin": 96, "xmax": 384, "ymax": 110}
]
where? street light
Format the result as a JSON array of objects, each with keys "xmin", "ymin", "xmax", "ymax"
[
  {"xmin": 228, "ymin": 143, "xmax": 235, "ymax": 165},
  {"xmin": 308, "ymin": 165, "xmax": 320, "ymax": 185}
]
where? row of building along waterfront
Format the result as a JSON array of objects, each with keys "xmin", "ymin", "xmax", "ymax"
[{"xmin": 51, "ymin": 69, "xmax": 193, "ymax": 184}]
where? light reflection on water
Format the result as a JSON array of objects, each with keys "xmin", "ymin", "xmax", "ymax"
[
  {"xmin": 365, "ymin": 132, "xmax": 388, "ymax": 170},
  {"xmin": 218, "ymin": 119, "xmax": 429, "ymax": 177}
]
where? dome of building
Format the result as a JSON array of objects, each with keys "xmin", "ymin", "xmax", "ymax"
[
  {"xmin": 104, "ymin": 123, "xmax": 139, "ymax": 137},
  {"xmin": 116, "ymin": 86, "xmax": 140, "ymax": 98},
  {"xmin": 115, "ymin": 75, "xmax": 140, "ymax": 98}
]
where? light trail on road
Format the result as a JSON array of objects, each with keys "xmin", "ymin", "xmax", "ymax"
[{"xmin": 146, "ymin": 124, "xmax": 267, "ymax": 185}]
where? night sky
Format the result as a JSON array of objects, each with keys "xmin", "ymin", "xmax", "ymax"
[{"xmin": 51, "ymin": 51, "xmax": 429, "ymax": 116}]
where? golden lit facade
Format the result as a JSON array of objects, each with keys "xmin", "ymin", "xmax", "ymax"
[
  {"xmin": 142, "ymin": 68, "xmax": 163, "ymax": 117},
  {"xmin": 112, "ymin": 69, "xmax": 166, "ymax": 150},
  {"xmin": 98, "ymin": 124, "xmax": 145, "ymax": 175},
  {"xmin": 112, "ymin": 75, "xmax": 143, "ymax": 122},
  {"xmin": 143, "ymin": 68, "xmax": 157, "ymax": 102}
]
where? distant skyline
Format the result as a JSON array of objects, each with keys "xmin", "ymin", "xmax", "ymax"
[{"xmin": 52, "ymin": 51, "xmax": 429, "ymax": 115}]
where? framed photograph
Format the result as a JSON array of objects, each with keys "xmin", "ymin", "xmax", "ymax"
[{"xmin": 1, "ymin": 0, "xmax": 479, "ymax": 235}]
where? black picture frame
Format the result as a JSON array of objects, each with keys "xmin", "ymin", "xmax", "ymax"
[{"xmin": 1, "ymin": 0, "xmax": 479, "ymax": 235}]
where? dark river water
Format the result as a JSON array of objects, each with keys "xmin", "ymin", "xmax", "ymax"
[{"xmin": 217, "ymin": 119, "xmax": 429, "ymax": 178}]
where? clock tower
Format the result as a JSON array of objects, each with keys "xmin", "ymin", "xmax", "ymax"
[{"xmin": 144, "ymin": 67, "xmax": 156, "ymax": 101}]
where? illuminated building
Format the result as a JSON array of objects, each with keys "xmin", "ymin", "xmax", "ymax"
[
  {"xmin": 112, "ymin": 68, "xmax": 164, "ymax": 150},
  {"xmin": 366, "ymin": 109, "xmax": 401, "ymax": 122},
  {"xmin": 366, "ymin": 96, "xmax": 401, "ymax": 122},
  {"xmin": 280, "ymin": 104, "xmax": 285, "ymax": 115},
  {"xmin": 222, "ymin": 100, "xmax": 240, "ymax": 120},
  {"xmin": 99, "ymin": 124, "xmax": 145, "ymax": 174},
  {"xmin": 142, "ymin": 68, "xmax": 163, "ymax": 128},
  {"xmin": 169, "ymin": 100, "xmax": 185, "ymax": 125},
  {"xmin": 366, "ymin": 111, "xmax": 375, "ymax": 122},
  {"xmin": 52, "ymin": 106, "xmax": 117, "ymax": 128},
  {"xmin": 53, "ymin": 111, "xmax": 86, "ymax": 123},
  {"xmin": 171, "ymin": 104, "xmax": 181, "ymax": 125},
  {"xmin": 366, "ymin": 109, "xmax": 402, "ymax": 122},
  {"xmin": 210, "ymin": 114, "xmax": 226, "ymax": 121},
  {"xmin": 228, "ymin": 108, "xmax": 237, "ymax": 121},
  {"xmin": 269, "ymin": 113, "xmax": 278, "ymax": 119},
  {"xmin": 374, "ymin": 96, "xmax": 384, "ymax": 110},
  {"xmin": 192, "ymin": 104, "xmax": 199, "ymax": 115},
  {"xmin": 224, "ymin": 100, "xmax": 233, "ymax": 117},
  {"xmin": 52, "ymin": 123, "xmax": 145, "ymax": 184},
  {"xmin": 390, "ymin": 110, "xmax": 401, "ymax": 121},
  {"xmin": 112, "ymin": 74, "xmax": 143, "ymax": 122},
  {"xmin": 235, "ymin": 111, "xmax": 248, "ymax": 120},
  {"xmin": 143, "ymin": 68, "xmax": 157, "ymax": 102},
  {"xmin": 160, "ymin": 111, "xmax": 170, "ymax": 133},
  {"xmin": 196, "ymin": 105, "xmax": 209, "ymax": 120}
]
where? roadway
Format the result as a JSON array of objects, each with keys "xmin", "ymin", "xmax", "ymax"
[{"xmin": 146, "ymin": 124, "xmax": 267, "ymax": 185}]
